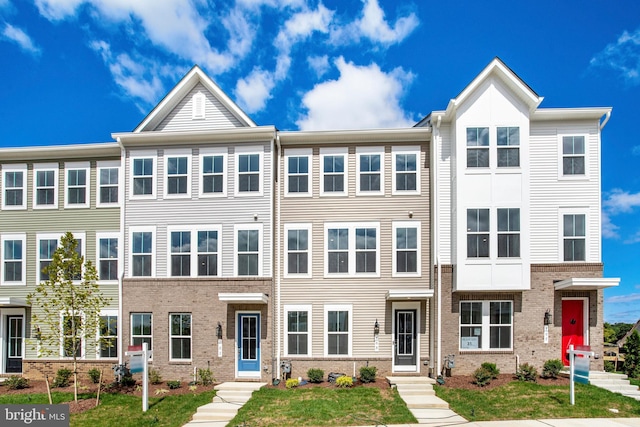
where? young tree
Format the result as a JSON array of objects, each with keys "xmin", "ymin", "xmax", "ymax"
[
  {"xmin": 622, "ymin": 329, "xmax": 640, "ymax": 378},
  {"xmin": 27, "ymin": 232, "xmax": 111, "ymax": 402}
]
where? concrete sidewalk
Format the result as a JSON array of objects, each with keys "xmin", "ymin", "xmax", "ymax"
[{"xmin": 349, "ymin": 419, "xmax": 640, "ymax": 427}]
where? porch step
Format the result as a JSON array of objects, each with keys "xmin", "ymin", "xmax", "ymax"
[
  {"xmin": 183, "ymin": 382, "xmax": 266, "ymax": 427},
  {"xmin": 587, "ymin": 371, "xmax": 640, "ymax": 401}
]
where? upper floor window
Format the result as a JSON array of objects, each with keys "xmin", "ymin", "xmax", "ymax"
[
  {"xmin": 236, "ymin": 225, "xmax": 262, "ymax": 276},
  {"xmin": 97, "ymin": 233, "xmax": 118, "ymax": 281},
  {"xmin": 165, "ymin": 152, "xmax": 190, "ymax": 197},
  {"xmin": 1, "ymin": 234, "xmax": 25, "ymax": 285},
  {"xmin": 325, "ymin": 223, "xmax": 379, "ymax": 276},
  {"xmin": 131, "ymin": 156, "xmax": 155, "ymax": 197},
  {"xmin": 131, "ymin": 228, "xmax": 154, "ymax": 277},
  {"xmin": 166, "ymin": 227, "xmax": 220, "ymax": 278},
  {"xmin": 357, "ymin": 147, "xmax": 383, "ymax": 194},
  {"xmin": 393, "ymin": 222, "xmax": 420, "ymax": 276},
  {"xmin": 392, "ymin": 146, "xmax": 419, "ymax": 194},
  {"xmin": 97, "ymin": 161, "xmax": 119, "ymax": 206},
  {"xmin": 197, "ymin": 230, "xmax": 219, "ymax": 276},
  {"xmin": 33, "ymin": 163, "xmax": 58, "ymax": 208},
  {"xmin": 467, "ymin": 209, "xmax": 489, "ymax": 258},
  {"xmin": 170, "ymin": 231, "xmax": 191, "ymax": 276},
  {"xmin": 65, "ymin": 162, "xmax": 90, "ymax": 208},
  {"xmin": 562, "ymin": 136, "xmax": 585, "ymax": 176},
  {"xmin": 237, "ymin": 152, "xmax": 261, "ymax": 194},
  {"xmin": 563, "ymin": 214, "xmax": 585, "ymax": 261},
  {"xmin": 201, "ymin": 149, "xmax": 226, "ymax": 196},
  {"xmin": 286, "ymin": 225, "xmax": 310, "ymax": 276},
  {"xmin": 286, "ymin": 149, "xmax": 311, "ymax": 196},
  {"xmin": 2, "ymin": 164, "xmax": 26, "ymax": 209},
  {"xmin": 38, "ymin": 235, "xmax": 58, "ymax": 281},
  {"xmin": 497, "ymin": 208, "xmax": 520, "ymax": 258},
  {"xmin": 497, "ymin": 127, "xmax": 520, "ymax": 167},
  {"xmin": 321, "ymin": 148, "xmax": 347, "ymax": 195},
  {"xmin": 467, "ymin": 127, "xmax": 489, "ymax": 168}
]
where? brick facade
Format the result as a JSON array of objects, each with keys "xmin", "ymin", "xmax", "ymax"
[{"xmin": 22, "ymin": 360, "xmax": 114, "ymax": 381}]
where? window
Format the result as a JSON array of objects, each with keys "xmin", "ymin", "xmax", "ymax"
[
  {"xmin": 498, "ymin": 208, "xmax": 520, "ymax": 258},
  {"xmin": 285, "ymin": 306, "xmax": 311, "ymax": 356},
  {"xmin": 97, "ymin": 234, "xmax": 118, "ymax": 281},
  {"xmin": 33, "ymin": 163, "xmax": 58, "ymax": 208},
  {"xmin": 131, "ymin": 313, "xmax": 152, "ymax": 350},
  {"xmin": 2, "ymin": 164, "xmax": 26, "ymax": 209},
  {"xmin": 200, "ymin": 149, "xmax": 226, "ymax": 196},
  {"xmin": 99, "ymin": 311, "xmax": 117, "ymax": 358},
  {"xmin": 355, "ymin": 228, "xmax": 376, "ymax": 273},
  {"xmin": 497, "ymin": 127, "xmax": 520, "ymax": 167},
  {"xmin": 392, "ymin": 146, "xmax": 419, "ymax": 194},
  {"xmin": 286, "ymin": 225, "xmax": 310, "ymax": 276},
  {"xmin": 192, "ymin": 92, "xmax": 205, "ymax": 119},
  {"xmin": 165, "ymin": 152, "xmax": 190, "ymax": 197},
  {"xmin": 467, "ymin": 209, "xmax": 489, "ymax": 258},
  {"xmin": 467, "ymin": 127, "xmax": 489, "ymax": 168},
  {"xmin": 131, "ymin": 229, "xmax": 154, "ymax": 277},
  {"xmin": 170, "ymin": 313, "xmax": 191, "ymax": 360},
  {"xmin": 393, "ymin": 222, "xmax": 419, "ymax": 275},
  {"xmin": 357, "ymin": 148, "xmax": 383, "ymax": 194},
  {"xmin": 65, "ymin": 162, "xmax": 89, "ymax": 208},
  {"xmin": 62, "ymin": 314, "xmax": 83, "ymax": 358},
  {"xmin": 321, "ymin": 148, "xmax": 347, "ymax": 195},
  {"xmin": 170, "ymin": 231, "xmax": 191, "ymax": 276},
  {"xmin": 325, "ymin": 305, "xmax": 351, "ymax": 356},
  {"xmin": 286, "ymin": 149, "xmax": 311, "ymax": 195},
  {"xmin": 237, "ymin": 151, "xmax": 261, "ymax": 194},
  {"xmin": 325, "ymin": 223, "xmax": 379, "ymax": 276},
  {"xmin": 327, "ymin": 228, "xmax": 348, "ymax": 274},
  {"xmin": 97, "ymin": 161, "xmax": 119, "ymax": 206},
  {"xmin": 1, "ymin": 234, "xmax": 25, "ymax": 285},
  {"xmin": 131, "ymin": 156, "xmax": 155, "ymax": 197},
  {"xmin": 236, "ymin": 225, "xmax": 262, "ymax": 276},
  {"xmin": 460, "ymin": 301, "xmax": 512, "ymax": 351},
  {"xmin": 563, "ymin": 214, "xmax": 586, "ymax": 261},
  {"xmin": 38, "ymin": 236, "xmax": 58, "ymax": 281},
  {"xmin": 197, "ymin": 230, "xmax": 219, "ymax": 276},
  {"xmin": 562, "ymin": 136, "xmax": 585, "ymax": 175}
]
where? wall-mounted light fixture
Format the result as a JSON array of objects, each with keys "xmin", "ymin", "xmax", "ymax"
[
  {"xmin": 374, "ymin": 319, "xmax": 380, "ymax": 335},
  {"xmin": 216, "ymin": 322, "xmax": 223, "ymax": 339},
  {"xmin": 408, "ymin": 211, "xmax": 413, "ymax": 218},
  {"xmin": 253, "ymin": 213, "xmax": 258, "ymax": 221},
  {"xmin": 544, "ymin": 310, "xmax": 552, "ymax": 325},
  {"xmin": 34, "ymin": 325, "xmax": 42, "ymax": 341}
]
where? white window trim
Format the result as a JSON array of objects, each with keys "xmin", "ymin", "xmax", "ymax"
[
  {"xmin": 167, "ymin": 225, "xmax": 222, "ymax": 278},
  {"xmin": 496, "ymin": 126, "xmax": 521, "ymax": 169},
  {"xmin": 36, "ymin": 233, "xmax": 59, "ymax": 282},
  {"xmin": 60, "ymin": 311, "xmax": 86, "ymax": 359},
  {"xmin": 199, "ymin": 147, "xmax": 227, "ymax": 198},
  {"xmin": 130, "ymin": 312, "xmax": 153, "ymax": 355},
  {"xmin": 96, "ymin": 309, "xmax": 118, "ymax": 359},
  {"xmin": 324, "ymin": 222, "xmax": 380, "ymax": 278},
  {"xmin": 33, "ymin": 163, "xmax": 58, "ymax": 209},
  {"xmin": 459, "ymin": 300, "xmax": 513, "ymax": 352},
  {"xmin": 234, "ymin": 146, "xmax": 263, "ymax": 197},
  {"xmin": 392, "ymin": 221, "xmax": 421, "ymax": 277},
  {"xmin": 392, "ymin": 146, "xmax": 420, "ymax": 195},
  {"xmin": 96, "ymin": 160, "xmax": 121, "ymax": 207},
  {"xmin": 234, "ymin": 223, "xmax": 263, "ymax": 277},
  {"xmin": 1, "ymin": 233, "xmax": 26, "ymax": 286},
  {"xmin": 284, "ymin": 223, "xmax": 312, "ymax": 278},
  {"xmin": 320, "ymin": 147, "xmax": 348, "ymax": 197},
  {"xmin": 324, "ymin": 304, "xmax": 352, "ymax": 357},
  {"xmin": 558, "ymin": 134, "xmax": 589, "ymax": 180},
  {"xmin": 129, "ymin": 226, "xmax": 156, "ymax": 278},
  {"xmin": 356, "ymin": 147, "xmax": 384, "ymax": 196},
  {"xmin": 129, "ymin": 152, "xmax": 157, "ymax": 199},
  {"xmin": 96, "ymin": 232, "xmax": 120, "ymax": 283},
  {"xmin": 164, "ymin": 149, "xmax": 192, "ymax": 199},
  {"xmin": 64, "ymin": 161, "xmax": 90, "ymax": 208},
  {"xmin": 2, "ymin": 163, "xmax": 27, "ymax": 210},
  {"xmin": 192, "ymin": 92, "xmax": 206, "ymax": 120},
  {"xmin": 558, "ymin": 208, "xmax": 589, "ymax": 263},
  {"xmin": 169, "ymin": 313, "xmax": 192, "ymax": 362},
  {"xmin": 284, "ymin": 148, "xmax": 312, "ymax": 197},
  {"xmin": 284, "ymin": 304, "xmax": 312, "ymax": 357}
]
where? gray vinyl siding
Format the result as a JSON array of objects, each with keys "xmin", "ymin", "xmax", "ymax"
[{"xmin": 436, "ymin": 124, "xmax": 453, "ymax": 264}]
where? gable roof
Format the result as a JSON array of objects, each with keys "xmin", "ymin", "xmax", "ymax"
[{"xmin": 618, "ymin": 319, "xmax": 640, "ymax": 348}]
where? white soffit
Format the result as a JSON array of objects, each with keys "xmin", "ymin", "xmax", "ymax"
[
  {"xmin": 554, "ymin": 278, "xmax": 620, "ymax": 291},
  {"xmin": 0, "ymin": 297, "xmax": 30, "ymax": 307},
  {"xmin": 386, "ymin": 289, "xmax": 434, "ymax": 300},
  {"xmin": 218, "ymin": 293, "xmax": 269, "ymax": 304}
]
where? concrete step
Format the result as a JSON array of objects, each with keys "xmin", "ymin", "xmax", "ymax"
[
  {"xmin": 410, "ymin": 408, "xmax": 468, "ymax": 425},
  {"xmin": 192, "ymin": 412, "xmax": 237, "ymax": 422},
  {"xmin": 214, "ymin": 381, "xmax": 266, "ymax": 391},
  {"xmin": 213, "ymin": 394, "xmax": 251, "ymax": 404},
  {"xmin": 395, "ymin": 387, "xmax": 436, "ymax": 396},
  {"xmin": 402, "ymin": 394, "xmax": 450, "ymax": 409},
  {"xmin": 591, "ymin": 383, "xmax": 639, "ymax": 392},
  {"xmin": 387, "ymin": 375, "xmax": 436, "ymax": 385}
]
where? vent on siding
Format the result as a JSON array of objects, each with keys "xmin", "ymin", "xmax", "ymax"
[{"xmin": 192, "ymin": 92, "xmax": 205, "ymax": 120}]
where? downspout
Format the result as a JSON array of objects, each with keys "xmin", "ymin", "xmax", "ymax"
[
  {"xmin": 275, "ymin": 133, "xmax": 282, "ymax": 381},
  {"xmin": 435, "ymin": 115, "xmax": 443, "ymax": 376},
  {"xmin": 117, "ymin": 139, "xmax": 126, "ymax": 365}
]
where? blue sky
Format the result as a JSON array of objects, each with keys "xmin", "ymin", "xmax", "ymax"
[{"xmin": 1, "ymin": 0, "xmax": 639, "ymax": 323}]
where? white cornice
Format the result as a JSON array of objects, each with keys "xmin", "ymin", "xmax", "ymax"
[
  {"xmin": 278, "ymin": 127, "xmax": 431, "ymax": 145},
  {"xmin": 1, "ymin": 142, "xmax": 120, "ymax": 161},
  {"xmin": 113, "ymin": 126, "xmax": 276, "ymax": 147}
]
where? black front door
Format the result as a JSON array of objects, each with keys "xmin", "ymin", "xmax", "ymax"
[
  {"xmin": 394, "ymin": 310, "xmax": 417, "ymax": 366},
  {"xmin": 6, "ymin": 316, "xmax": 23, "ymax": 373}
]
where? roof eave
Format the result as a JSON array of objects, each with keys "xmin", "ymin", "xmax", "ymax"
[
  {"xmin": 278, "ymin": 127, "xmax": 431, "ymax": 145},
  {"xmin": 1, "ymin": 142, "xmax": 121, "ymax": 162}
]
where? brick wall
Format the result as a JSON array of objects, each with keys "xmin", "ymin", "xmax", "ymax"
[{"xmin": 22, "ymin": 360, "xmax": 115, "ymax": 381}]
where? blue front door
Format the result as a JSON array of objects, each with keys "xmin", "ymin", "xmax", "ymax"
[{"xmin": 237, "ymin": 313, "xmax": 260, "ymax": 374}]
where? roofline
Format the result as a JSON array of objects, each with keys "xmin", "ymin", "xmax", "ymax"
[
  {"xmin": 278, "ymin": 127, "xmax": 431, "ymax": 145},
  {"xmin": 1, "ymin": 142, "xmax": 121, "ymax": 161},
  {"xmin": 531, "ymin": 107, "xmax": 612, "ymax": 122},
  {"xmin": 113, "ymin": 126, "xmax": 276, "ymax": 147}
]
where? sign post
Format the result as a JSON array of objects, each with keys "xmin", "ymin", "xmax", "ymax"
[
  {"xmin": 567, "ymin": 344, "xmax": 594, "ymax": 405},
  {"xmin": 125, "ymin": 343, "xmax": 153, "ymax": 412}
]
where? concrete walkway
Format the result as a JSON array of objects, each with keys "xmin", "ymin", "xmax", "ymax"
[{"xmin": 589, "ymin": 371, "xmax": 640, "ymax": 401}]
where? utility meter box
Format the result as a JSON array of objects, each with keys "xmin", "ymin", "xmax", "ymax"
[{"xmin": 281, "ymin": 360, "xmax": 292, "ymax": 373}]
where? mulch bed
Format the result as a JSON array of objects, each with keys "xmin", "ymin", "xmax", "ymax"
[
  {"xmin": 266, "ymin": 377, "xmax": 389, "ymax": 391},
  {"xmin": 439, "ymin": 373, "xmax": 570, "ymax": 390}
]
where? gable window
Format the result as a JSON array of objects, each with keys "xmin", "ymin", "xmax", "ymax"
[
  {"xmin": 467, "ymin": 209, "xmax": 489, "ymax": 258},
  {"xmin": 62, "ymin": 314, "xmax": 83, "ymax": 358},
  {"xmin": 170, "ymin": 313, "xmax": 191, "ymax": 361},
  {"xmin": 325, "ymin": 223, "xmax": 379, "ymax": 276},
  {"xmin": 236, "ymin": 225, "xmax": 261, "ymax": 276},
  {"xmin": 497, "ymin": 127, "xmax": 520, "ymax": 167},
  {"xmin": 467, "ymin": 127, "xmax": 489, "ymax": 168},
  {"xmin": 201, "ymin": 150, "xmax": 225, "ymax": 196},
  {"xmin": 132, "ymin": 156, "xmax": 154, "ymax": 197},
  {"xmin": 237, "ymin": 152, "xmax": 260, "ymax": 193},
  {"xmin": 392, "ymin": 146, "xmax": 419, "ymax": 194},
  {"xmin": 1, "ymin": 234, "xmax": 25, "ymax": 285},
  {"xmin": 286, "ymin": 225, "xmax": 310, "ymax": 275},
  {"xmin": 65, "ymin": 162, "xmax": 89, "ymax": 207},
  {"xmin": 563, "ymin": 214, "xmax": 586, "ymax": 261},
  {"xmin": 34, "ymin": 164, "xmax": 58, "ymax": 208},
  {"xmin": 286, "ymin": 150, "xmax": 310, "ymax": 195},
  {"xmin": 321, "ymin": 148, "xmax": 347, "ymax": 195},
  {"xmin": 2, "ymin": 164, "xmax": 26, "ymax": 209},
  {"xmin": 325, "ymin": 305, "xmax": 351, "ymax": 356},
  {"xmin": 99, "ymin": 311, "xmax": 117, "ymax": 358},
  {"xmin": 393, "ymin": 222, "xmax": 419, "ymax": 275},
  {"xmin": 131, "ymin": 229, "xmax": 154, "ymax": 277},
  {"xmin": 170, "ymin": 231, "xmax": 191, "ymax": 276},
  {"xmin": 198, "ymin": 230, "xmax": 219, "ymax": 276},
  {"xmin": 131, "ymin": 313, "xmax": 152, "ymax": 350},
  {"xmin": 286, "ymin": 306, "xmax": 311, "ymax": 356},
  {"xmin": 562, "ymin": 136, "xmax": 585, "ymax": 175},
  {"xmin": 97, "ymin": 161, "xmax": 119, "ymax": 206},
  {"xmin": 497, "ymin": 208, "xmax": 520, "ymax": 258},
  {"xmin": 460, "ymin": 301, "xmax": 512, "ymax": 351},
  {"xmin": 38, "ymin": 236, "xmax": 58, "ymax": 281},
  {"xmin": 166, "ymin": 153, "xmax": 190, "ymax": 197},
  {"xmin": 97, "ymin": 234, "xmax": 118, "ymax": 281},
  {"xmin": 357, "ymin": 148, "xmax": 383, "ymax": 194}
]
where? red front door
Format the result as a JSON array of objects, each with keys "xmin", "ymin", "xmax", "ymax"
[{"xmin": 562, "ymin": 299, "xmax": 585, "ymax": 366}]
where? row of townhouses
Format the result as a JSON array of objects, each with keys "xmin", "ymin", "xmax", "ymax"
[{"xmin": 0, "ymin": 58, "xmax": 619, "ymax": 382}]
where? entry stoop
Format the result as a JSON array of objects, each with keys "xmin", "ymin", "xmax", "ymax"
[{"xmin": 588, "ymin": 371, "xmax": 640, "ymax": 401}]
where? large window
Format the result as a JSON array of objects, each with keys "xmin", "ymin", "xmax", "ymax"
[
  {"xmin": 65, "ymin": 162, "xmax": 89, "ymax": 208},
  {"xmin": 2, "ymin": 164, "xmax": 26, "ymax": 209},
  {"xmin": 200, "ymin": 149, "xmax": 225, "ymax": 196},
  {"xmin": 394, "ymin": 222, "xmax": 419, "ymax": 275},
  {"xmin": 355, "ymin": 228, "xmax": 376, "ymax": 273},
  {"xmin": 97, "ymin": 161, "xmax": 119, "ymax": 206},
  {"xmin": 131, "ymin": 313, "xmax": 152, "ymax": 350},
  {"xmin": 99, "ymin": 312, "xmax": 117, "ymax": 358},
  {"xmin": 170, "ymin": 313, "xmax": 191, "ymax": 361},
  {"xmin": 563, "ymin": 214, "xmax": 586, "ymax": 261},
  {"xmin": 197, "ymin": 230, "xmax": 219, "ymax": 276},
  {"xmin": 166, "ymin": 153, "xmax": 190, "ymax": 197},
  {"xmin": 325, "ymin": 305, "xmax": 351, "ymax": 356},
  {"xmin": 236, "ymin": 226, "xmax": 261, "ymax": 276},
  {"xmin": 237, "ymin": 152, "xmax": 261, "ymax": 193},
  {"xmin": 562, "ymin": 136, "xmax": 585, "ymax": 176},
  {"xmin": 62, "ymin": 314, "xmax": 83, "ymax": 358},
  {"xmin": 497, "ymin": 127, "xmax": 520, "ymax": 167},
  {"xmin": 393, "ymin": 147, "xmax": 419, "ymax": 193},
  {"xmin": 467, "ymin": 127, "xmax": 489, "ymax": 168},
  {"xmin": 34, "ymin": 164, "xmax": 58, "ymax": 208},
  {"xmin": 498, "ymin": 208, "xmax": 520, "ymax": 258},
  {"xmin": 170, "ymin": 231, "xmax": 191, "ymax": 276},
  {"xmin": 460, "ymin": 301, "xmax": 512, "ymax": 351},
  {"xmin": 325, "ymin": 223, "xmax": 379, "ymax": 276},
  {"xmin": 321, "ymin": 148, "xmax": 347, "ymax": 195},
  {"xmin": 286, "ymin": 225, "xmax": 310, "ymax": 276},
  {"xmin": 467, "ymin": 209, "xmax": 490, "ymax": 258},
  {"xmin": 357, "ymin": 148, "xmax": 383, "ymax": 194},
  {"xmin": 1, "ymin": 234, "xmax": 25, "ymax": 285},
  {"xmin": 327, "ymin": 228, "xmax": 348, "ymax": 274},
  {"xmin": 97, "ymin": 234, "xmax": 118, "ymax": 281},
  {"xmin": 166, "ymin": 228, "xmax": 220, "ymax": 277},
  {"xmin": 286, "ymin": 307, "xmax": 310, "ymax": 356},
  {"xmin": 132, "ymin": 156, "xmax": 154, "ymax": 197},
  {"xmin": 131, "ymin": 229, "xmax": 153, "ymax": 277},
  {"xmin": 286, "ymin": 150, "xmax": 310, "ymax": 195}
]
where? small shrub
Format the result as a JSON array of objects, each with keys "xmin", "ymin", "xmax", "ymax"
[
  {"xmin": 52, "ymin": 368, "xmax": 73, "ymax": 388},
  {"xmin": 120, "ymin": 374, "xmax": 136, "ymax": 387},
  {"xmin": 155, "ymin": 388, "xmax": 169, "ymax": 396},
  {"xmin": 307, "ymin": 368, "xmax": 324, "ymax": 383},
  {"xmin": 166, "ymin": 380, "xmax": 181, "ymax": 389},
  {"xmin": 285, "ymin": 378, "xmax": 299, "ymax": 389},
  {"xmin": 148, "ymin": 368, "xmax": 162, "ymax": 385},
  {"xmin": 604, "ymin": 360, "xmax": 616, "ymax": 372},
  {"xmin": 480, "ymin": 362, "xmax": 500, "ymax": 379},
  {"xmin": 198, "ymin": 368, "xmax": 214, "ymax": 386},
  {"xmin": 515, "ymin": 363, "xmax": 538, "ymax": 382},
  {"xmin": 88, "ymin": 368, "xmax": 101, "ymax": 384},
  {"xmin": 541, "ymin": 359, "xmax": 564, "ymax": 379},
  {"xmin": 359, "ymin": 366, "xmax": 377, "ymax": 383},
  {"xmin": 5, "ymin": 376, "xmax": 29, "ymax": 390},
  {"xmin": 335, "ymin": 375, "xmax": 353, "ymax": 388},
  {"xmin": 473, "ymin": 367, "xmax": 492, "ymax": 387}
]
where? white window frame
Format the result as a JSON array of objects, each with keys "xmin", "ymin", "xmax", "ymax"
[
  {"xmin": 234, "ymin": 224, "xmax": 263, "ymax": 276},
  {"xmin": 96, "ymin": 232, "xmax": 119, "ymax": 282},
  {"xmin": 284, "ymin": 304, "xmax": 312, "ymax": 357},
  {"xmin": 164, "ymin": 149, "xmax": 192, "ymax": 198},
  {"xmin": 36, "ymin": 233, "xmax": 59, "ymax": 282},
  {"xmin": 130, "ymin": 152, "xmax": 156, "ymax": 199},
  {"xmin": 392, "ymin": 221, "xmax": 421, "ymax": 277},
  {"xmin": 324, "ymin": 222, "xmax": 380, "ymax": 277},
  {"xmin": 496, "ymin": 126, "xmax": 520, "ymax": 168},
  {"xmin": 166, "ymin": 226, "xmax": 222, "ymax": 278},
  {"xmin": 96, "ymin": 160, "xmax": 120, "ymax": 207},
  {"xmin": 129, "ymin": 226, "xmax": 156, "ymax": 278},
  {"xmin": 97, "ymin": 309, "xmax": 118, "ymax": 359},
  {"xmin": 559, "ymin": 209, "xmax": 588, "ymax": 262},
  {"xmin": 356, "ymin": 147, "xmax": 384, "ymax": 196},
  {"xmin": 60, "ymin": 311, "xmax": 86, "ymax": 359},
  {"xmin": 131, "ymin": 313, "xmax": 153, "ymax": 352},
  {"xmin": 497, "ymin": 208, "xmax": 521, "ymax": 258},
  {"xmin": 168, "ymin": 228, "xmax": 192, "ymax": 278},
  {"xmin": 33, "ymin": 163, "xmax": 58, "ymax": 209},
  {"xmin": 324, "ymin": 304, "xmax": 352, "ymax": 357},
  {"xmin": 1, "ymin": 233, "xmax": 26, "ymax": 286},
  {"xmin": 320, "ymin": 147, "xmax": 348, "ymax": 196},
  {"xmin": 169, "ymin": 313, "xmax": 192, "ymax": 362},
  {"xmin": 285, "ymin": 148, "xmax": 312, "ymax": 197},
  {"xmin": 392, "ymin": 146, "xmax": 420, "ymax": 195},
  {"xmin": 2, "ymin": 163, "xmax": 27, "ymax": 210},
  {"xmin": 559, "ymin": 134, "xmax": 588, "ymax": 179},
  {"xmin": 459, "ymin": 300, "xmax": 513, "ymax": 351},
  {"xmin": 199, "ymin": 147, "xmax": 227, "ymax": 198},
  {"xmin": 192, "ymin": 92, "xmax": 205, "ymax": 120},
  {"xmin": 235, "ymin": 146, "xmax": 263, "ymax": 196},
  {"xmin": 64, "ymin": 161, "xmax": 90, "ymax": 208},
  {"xmin": 284, "ymin": 223, "xmax": 312, "ymax": 278}
]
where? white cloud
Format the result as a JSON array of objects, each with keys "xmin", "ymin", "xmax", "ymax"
[
  {"xmin": 2, "ymin": 23, "xmax": 41, "ymax": 56},
  {"xmin": 590, "ymin": 27, "xmax": 640, "ymax": 85},
  {"xmin": 603, "ymin": 189, "xmax": 640, "ymax": 215},
  {"xmin": 296, "ymin": 57, "xmax": 415, "ymax": 130},
  {"xmin": 308, "ymin": 55, "xmax": 330, "ymax": 78},
  {"xmin": 624, "ymin": 230, "xmax": 640, "ymax": 244},
  {"xmin": 601, "ymin": 212, "xmax": 619, "ymax": 239},
  {"xmin": 606, "ymin": 293, "xmax": 640, "ymax": 304},
  {"xmin": 34, "ymin": 0, "xmax": 84, "ymax": 20},
  {"xmin": 235, "ymin": 67, "xmax": 276, "ymax": 113}
]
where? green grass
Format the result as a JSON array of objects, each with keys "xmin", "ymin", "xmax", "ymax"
[
  {"xmin": 228, "ymin": 386, "xmax": 416, "ymax": 427},
  {"xmin": 434, "ymin": 381, "xmax": 640, "ymax": 422},
  {"xmin": 630, "ymin": 378, "xmax": 640, "ymax": 388}
]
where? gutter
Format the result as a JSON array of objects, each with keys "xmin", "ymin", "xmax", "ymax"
[
  {"xmin": 434, "ymin": 115, "xmax": 443, "ymax": 376},
  {"xmin": 116, "ymin": 139, "xmax": 126, "ymax": 366}
]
